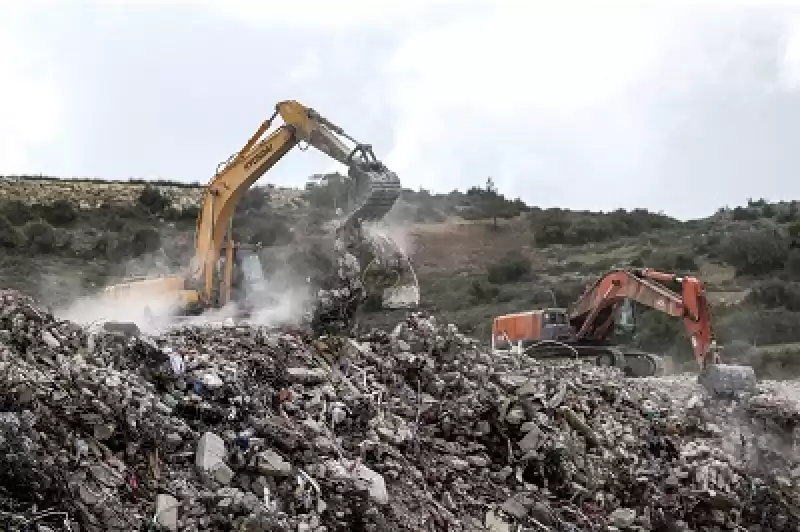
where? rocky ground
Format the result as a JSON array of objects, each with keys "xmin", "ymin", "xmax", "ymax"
[{"xmin": 1, "ymin": 286, "xmax": 800, "ymax": 532}]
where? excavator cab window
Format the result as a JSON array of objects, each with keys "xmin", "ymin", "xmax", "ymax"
[
  {"xmin": 239, "ymin": 252, "xmax": 264, "ymax": 283},
  {"xmin": 543, "ymin": 311, "xmax": 567, "ymax": 325},
  {"xmin": 614, "ymin": 299, "xmax": 637, "ymax": 339},
  {"xmin": 210, "ymin": 256, "xmax": 226, "ymax": 306},
  {"xmin": 232, "ymin": 250, "xmax": 266, "ymax": 303},
  {"xmin": 493, "ymin": 333, "xmax": 511, "ymax": 351}
]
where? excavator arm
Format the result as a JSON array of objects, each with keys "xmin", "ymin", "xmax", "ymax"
[
  {"xmin": 568, "ymin": 268, "xmax": 718, "ymax": 369},
  {"xmin": 189, "ymin": 100, "xmax": 401, "ymax": 304}
]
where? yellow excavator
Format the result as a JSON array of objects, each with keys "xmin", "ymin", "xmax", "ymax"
[{"xmin": 99, "ymin": 100, "xmax": 418, "ymax": 322}]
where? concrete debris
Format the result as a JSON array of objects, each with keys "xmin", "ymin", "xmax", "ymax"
[{"xmin": 0, "ymin": 288, "xmax": 799, "ymax": 531}]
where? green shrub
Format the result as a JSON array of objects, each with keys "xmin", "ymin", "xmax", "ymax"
[
  {"xmin": 789, "ymin": 221, "xmax": 800, "ymax": 243},
  {"xmin": 42, "ymin": 199, "xmax": 77, "ymax": 226},
  {"xmin": 130, "ymin": 228, "xmax": 162, "ymax": 256},
  {"xmin": 138, "ymin": 185, "xmax": 171, "ymax": 214},
  {"xmin": 643, "ymin": 251, "xmax": 698, "ymax": 272},
  {"xmin": 92, "ymin": 234, "xmax": 113, "ymax": 259},
  {"xmin": 732, "ymin": 206, "xmax": 759, "ymax": 221},
  {"xmin": 745, "ymin": 280, "xmax": 800, "ymax": 311},
  {"xmin": 180, "ymin": 205, "xmax": 200, "ymax": 221},
  {"xmin": 720, "ymin": 229, "xmax": 789, "ymax": 276},
  {"xmin": 487, "ymin": 251, "xmax": 531, "ymax": 284},
  {"xmin": 1, "ymin": 200, "xmax": 36, "ymax": 225},
  {"xmin": 0, "ymin": 215, "xmax": 22, "ymax": 248},
  {"xmin": 530, "ymin": 207, "xmax": 678, "ymax": 247},
  {"xmin": 786, "ymin": 249, "xmax": 800, "ymax": 280},
  {"xmin": 240, "ymin": 188, "xmax": 269, "ymax": 212},
  {"xmin": 23, "ymin": 220, "xmax": 56, "ymax": 253},
  {"xmin": 468, "ymin": 280, "xmax": 499, "ymax": 303},
  {"xmin": 673, "ymin": 254, "xmax": 698, "ymax": 271},
  {"xmin": 716, "ymin": 308, "xmax": 800, "ymax": 346}
]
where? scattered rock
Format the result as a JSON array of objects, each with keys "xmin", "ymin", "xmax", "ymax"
[{"xmin": 0, "ymin": 289, "xmax": 798, "ymax": 531}]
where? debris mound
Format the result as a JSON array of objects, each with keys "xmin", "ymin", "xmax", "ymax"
[{"xmin": 0, "ymin": 289, "xmax": 799, "ymax": 531}]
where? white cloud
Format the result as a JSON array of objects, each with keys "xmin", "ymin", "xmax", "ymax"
[
  {"xmin": 778, "ymin": 15, "xmax": 800, "ymax": 90},
  {"xmin": 378, "ymin": 4, "xmax": 678, "ymax": 202},
  {"xmin": 2, "ymin": 0, "xmax": 800, "ymax": 218},
  {"xmin": 0, "ymin": 18, "xmax": 62, "ymax": 173},
  {"xmin": 197, "ymin": 0, "xmax": 436, "ymax": 29}
]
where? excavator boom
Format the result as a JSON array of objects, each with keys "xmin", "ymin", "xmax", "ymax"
[
  {"xmin": 568, "ymin": 267, "xmax": 755, "ymax": 394},
  {"xmin": 569, "ymin": 268, "xmax": 715, "ymax": 368}
]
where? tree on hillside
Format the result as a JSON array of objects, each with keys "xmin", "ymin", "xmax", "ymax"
[
  {"xmin": 306, "ymin": 173, "xmax": 350, "ymax": 211},
  {"xmin": 0, "ymin": 215, "xmax": 22, "ymax": 249},
  {"xmin": 42, "ymin": 199, "xmax": 77, "ymax": 226},
  {"xmin": 138, "ymin": 185, "xmax": 171, "ymax": 215},
  {"xmin": 240, "ymin": 187, "xmax": 270, "ymax": 212},
  {"xmin": 720, "ymin": 229, "xmax": 789, "ymax": 276},
  {"xmin": 530, "ymin": 207, "xmax": 678, "ymax": 247},
  {"xmin": 462, "ymin": 177, "xmax": 526, "ymax": 228},
  {"xmin": 24, "ymin": 220, "xmax": 56, "ymax": 253}
]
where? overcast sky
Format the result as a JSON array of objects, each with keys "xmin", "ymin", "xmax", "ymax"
[{"xmin": 3, "ymin": 1, "xmax": 800, "ymax": 219}]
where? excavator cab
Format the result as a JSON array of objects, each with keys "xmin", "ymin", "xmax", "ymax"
[
  {"xmin": 613, "ymin": 299, "xmax": 637, "ymax": 341},
  {"xmin": 213, "ymin": 241, "xmax": 270, "ymax": 312}
]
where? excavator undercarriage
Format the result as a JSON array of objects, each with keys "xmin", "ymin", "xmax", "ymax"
[{"xmin": 521, "ymin": 341, "xmax": 666, "ymax": 378}]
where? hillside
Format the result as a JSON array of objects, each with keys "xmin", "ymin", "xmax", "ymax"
[{"xmin": 2, "ymin": 175, "xmax": 800, "ymax": 376}]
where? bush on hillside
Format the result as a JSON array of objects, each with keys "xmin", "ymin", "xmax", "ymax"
[
  {"xmin": 639, "ymin": 250, "xmax": 698, "ymax": 272},
  {"xmin": 786, "ymin": 249, "xmax": 800, "ymax": 280},
  {"xmin": 91, "ymin": 234, "xmax": 113, "ymax": 259},
  {"xmin": 23, "ymin": 220, "xmax": 56, "ymax": 253},
  {"xmin": 41, "ymin": 199, "xmax": 77, "ymax": 226},
  {"xmin": 138, "ymin": 185, "xmax": 171, "ymax": 214},
  {"xmin": 181, "ymin": 205, "xmax": 201, "ymax": 221},
  {"xmin": 0, "ymin": 215, "xmax": 22, "ymax": 249},
  {"xmin": 745, "ymin": 280, "xmax": 800, "ymax": 311},
  {"xmin": 715, "ymin": 308, "xmax": 800, "ymax": 347},
  {"xmin": 789, "ymin": 221, "xmax": 800, "ymax": 241},
  {"xmin": 719, "ymin": 229, "xmax": 789, "ymax": 276},
  {"xmin": 130, "ymin": 228, "xmax": 162, "ymax": 256},
  {"xmin": 531, "ymin": 207, "xmax": 677, "ymax": 247},
  {"xmin": 460, "ymin": 183, "xmax": 526, "ymax": 227},
  {"xmin": 732, "ymin": 205, "xmax": 759, "ymax": 221},
  {"xmin": 487, "ymin": 251, "xmax": 532, "ymax": 284},
  {"xmin": 240, "ymin": 188, "xmax": 269, "ymax": 212},
  {"xmin": 1, "ymin": 200, "xmax": 36, "ymax": 225},
  {"xmin": 468, "ymin": 280, "xmax": 500, "ymax": 303}
]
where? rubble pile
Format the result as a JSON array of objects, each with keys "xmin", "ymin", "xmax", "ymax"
[{"xmin": 1, "ymin": 290, "xmax": 800, "ymax": 531}]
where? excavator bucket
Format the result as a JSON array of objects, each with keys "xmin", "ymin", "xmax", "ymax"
[{"xmin": 699, "ymin": 363, "xmax": 757, "ymax": 396}]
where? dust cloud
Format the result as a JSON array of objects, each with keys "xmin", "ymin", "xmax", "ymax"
[
  {"xmin": 360, "ymin": 213, "xmax": 420, "ymax": 308},
  {"xmin": 56, "ymin": 288, "xmax": 182, "ymax": 335},
  {"xmin": 52, "ymin": 244, "xmax": 199, "ymax": 333},
  {"xmin": 52, "ymin": 204, "xmax": 421, "ymax": 331}
]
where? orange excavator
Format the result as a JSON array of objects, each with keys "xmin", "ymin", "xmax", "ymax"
[{"xmin": 491, "ymin": 268, "xmax": 757, "ymax": 395}]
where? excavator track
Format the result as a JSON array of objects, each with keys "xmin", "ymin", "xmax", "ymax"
[{"xmin": 522, "ymin": 343, "xmax": 665, "ymax": 378}]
